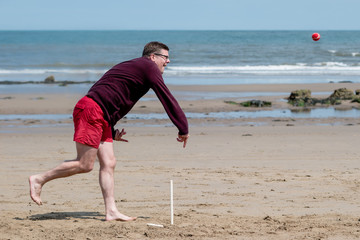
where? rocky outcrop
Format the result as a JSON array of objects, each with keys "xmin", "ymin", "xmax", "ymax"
[
  {"xmin": 44, "ymin": 75, "xmax": 55, "ymax": 83},
  {"xmin": 224, "ymin": 100, "xmax": 272, "ymax": 107},
  {"xmin": 329, "ymin": 88, "xmax": 354, "ymax": 100},
  {"xmin": 288, "ymin": 88, "xmax": 358, "ymax": 106}
]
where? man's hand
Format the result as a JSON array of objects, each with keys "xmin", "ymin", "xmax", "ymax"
[
  {"xmin": 177, "ymin": 134, "xmax": 189, "ymax": 148},
  {"xmin": 114, "ymin": 128, "xmax": 128, "ymax": 142}
]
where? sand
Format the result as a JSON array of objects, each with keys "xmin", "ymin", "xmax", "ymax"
[{"xmin": 1, "ymin": 83, "xmax": 360, "ymax": 239}]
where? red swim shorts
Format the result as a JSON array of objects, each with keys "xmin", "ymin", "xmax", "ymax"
[{"xmin": 73, "ymin": 96, "xmax": 113, "ymax": 149}]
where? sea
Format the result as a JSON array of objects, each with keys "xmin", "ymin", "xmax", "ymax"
[
  {"xmin": 1, "ymin": 30, "xmax": 360, "ymax": 86},
  {"xmin": 1, "ymin": 30, "xmax": 360, "ymax": 126}
]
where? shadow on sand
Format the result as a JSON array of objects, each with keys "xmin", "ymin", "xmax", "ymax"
[{"xmin": 19, "ymin": 212, "xmax": 105, "ymax": 221}]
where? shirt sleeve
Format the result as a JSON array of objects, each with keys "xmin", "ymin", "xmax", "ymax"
[{"xmin": 148, "ymin": 69, "xmax": 189, "ymax": 135}]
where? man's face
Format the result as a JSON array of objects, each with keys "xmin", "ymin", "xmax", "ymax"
[{"xmin": 150, "ymin": 49, "xmax": 170, "ymax": 74}]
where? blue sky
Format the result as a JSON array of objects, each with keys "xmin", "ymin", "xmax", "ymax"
[{"xmin": 0, "ymin": 0, "xmax": 359, "ymax": 30}]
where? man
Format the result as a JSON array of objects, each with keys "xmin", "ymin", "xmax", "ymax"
[{"xmin": 29, "ymin": 41, "xmax": 189, "ymax": 222}]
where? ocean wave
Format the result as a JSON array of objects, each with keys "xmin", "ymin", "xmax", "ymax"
[
  {"xmin": 1, "ymin": 62, "xmax": 360, "ymax": 81},
  {"xmin": 328, "ymin": 50, "xmax": 360, "ymax": 57},
  {"xmin": 313, "ymin": 62, "xmax": 349, "ymax": 67},
  {"xmin": 165, "ymin": 63, "xmax": 360, "ymax": 76},
  {"xmin": 26, "ymin": 63, "xmax": 114, "ymax": 68},
  {"xmin": 0, "ymin": 68, "xmax": 107, "ymax": 75}
]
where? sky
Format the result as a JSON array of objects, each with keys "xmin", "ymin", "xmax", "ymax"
[{"xmin": 0, "ymin": 0, "xmax": 359, "ymax": 31}]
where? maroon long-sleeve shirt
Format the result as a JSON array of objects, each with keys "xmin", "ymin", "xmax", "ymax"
[{"xmin": 87, "ymin": 57, "xmax": 188, "ymax": 136}]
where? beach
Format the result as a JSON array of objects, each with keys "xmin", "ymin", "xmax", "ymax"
[{"xmin": 1, "ymin": 83, "xmax": 360, "ymax": 239}]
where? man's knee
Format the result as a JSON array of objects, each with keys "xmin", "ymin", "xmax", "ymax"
[
  {"xmin": 101, "ymin": 155, "xmax": 117, "ymax": 170},
  {"xmin": 109, "ymin": 156, "xmax": 117, "ymax": 169},
  {"xmin": 75, "ymin": 142, "xmax": 98, "ymax": 173},
  {"xmin": 78, "ymin": 162, "xmax": 94, "ymax": 173},
  {"xmin": 77, "ymin": 155, "xmax": 96, "ymax": 173}
]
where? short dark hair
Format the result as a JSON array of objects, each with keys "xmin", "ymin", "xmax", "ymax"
[{"xmin": 142, "ymin": 41, "xmax": 169, "ymax": 57}]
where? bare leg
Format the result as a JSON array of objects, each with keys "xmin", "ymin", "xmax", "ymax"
[
  {"xmin": 29, "ymin": 142, "xmax": 98, "ymax": 205},
  {"xmin": 97, "ymin": 141, "xmax": 136, "ymax": 221}
]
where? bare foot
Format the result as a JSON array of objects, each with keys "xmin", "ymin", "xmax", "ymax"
[
  {"xmin": 29, "ymin": 175, "xmax": 43, "ymax": 205},
  {"xmin": 114, "ymin": 216, "xmax": 137, "ymax": 222},
  {"xmin": 105, "ymin": 211, "xmax": 137, "ymax": 222}
]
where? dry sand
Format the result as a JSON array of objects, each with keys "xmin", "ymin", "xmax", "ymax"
[{"xmin": 1, "ymin": 83, "xmax": 360, "ymax": 239}]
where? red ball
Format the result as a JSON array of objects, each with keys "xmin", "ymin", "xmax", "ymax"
[{"xmin": 312, "ymin": 33, "xmax": 320, "ymax": 41}]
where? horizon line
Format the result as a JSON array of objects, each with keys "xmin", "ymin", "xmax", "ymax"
[{"xmin": 1, "ymin": 29, "xmax": 359, "ymax": 31}]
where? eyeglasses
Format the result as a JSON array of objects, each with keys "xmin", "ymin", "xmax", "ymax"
[{"xmin": 154, "ymin": 53, "xmax": 170, "ymax": 61}]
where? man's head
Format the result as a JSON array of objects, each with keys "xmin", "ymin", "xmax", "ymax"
[{"xmin": 143, "ymin": 41, "xmax": 170, "ymax": 74}]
